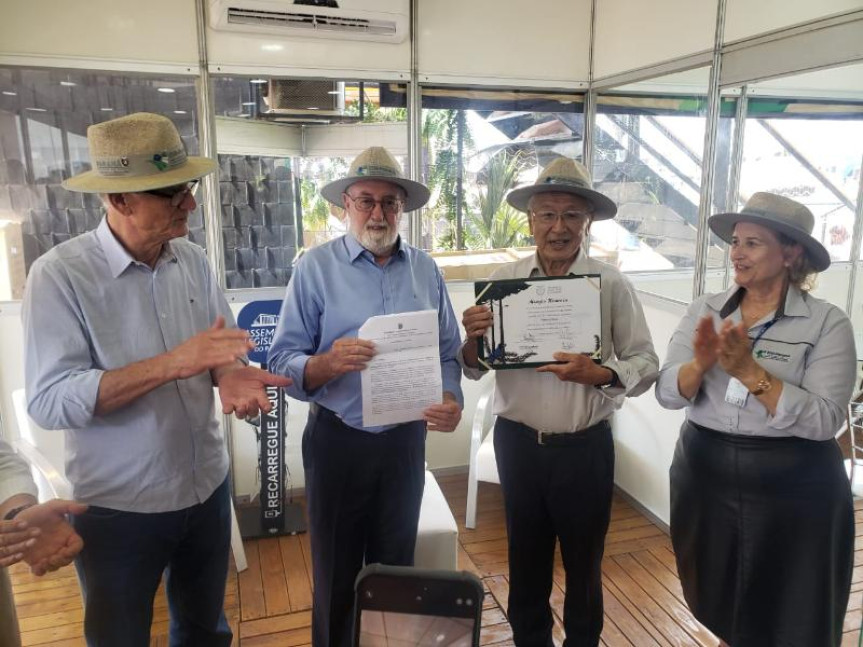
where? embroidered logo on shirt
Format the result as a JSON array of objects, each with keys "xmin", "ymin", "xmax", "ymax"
[{"xmin": 755, "ymin": 349, "xmax": 791, "ymax": 362}]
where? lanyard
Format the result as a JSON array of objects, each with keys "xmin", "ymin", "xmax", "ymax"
[{"xmin": 750, "ymin": 315, "xmax": 781, "ymax": 350}]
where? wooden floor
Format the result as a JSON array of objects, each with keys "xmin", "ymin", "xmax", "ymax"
[{"xmin": 8, "ymin": 473, "xmax": 863, "ymax": 646}]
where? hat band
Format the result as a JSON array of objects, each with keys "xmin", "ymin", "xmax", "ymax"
[
  {"xmin": 93, "ymin": 148, "xmax": 188, "ymax": 178},
  {"xmin": 355, "ymin": 164, "xmax": 400, "ymax": 179},
  {"xmin": 542, "ymin": 176, "xmax": 591, "ymax": 190},
  {"xmin": 739, "ymin": 207, "xmax": 811, "ymax": 234}
]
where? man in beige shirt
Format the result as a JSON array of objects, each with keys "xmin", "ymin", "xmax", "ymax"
[{"xmin": 461, "ymin": 158, "xmax": 658, "ymax": 647}]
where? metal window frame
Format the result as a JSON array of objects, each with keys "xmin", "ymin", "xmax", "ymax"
[{"xmin": 0, "ymin": 1, "xmax": 861, "ymax": 316}]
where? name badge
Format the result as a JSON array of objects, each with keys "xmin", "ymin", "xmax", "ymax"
[{"xmin": 725, "ymin": 377, "xmax": 749, "ymax": 408}]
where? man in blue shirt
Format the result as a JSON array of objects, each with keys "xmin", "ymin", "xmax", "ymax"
[
  {"xmin": 268, "ymin": 146, "xmax": 464, "ymax": 647},
  {"xmin": 22, "ymin": 112, "xmax": 291, "ymax": 646}
]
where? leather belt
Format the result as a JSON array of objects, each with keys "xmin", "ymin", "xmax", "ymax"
[{"xmin": 502, "ymin": 417, "xmax": 611, "ymax": 446}]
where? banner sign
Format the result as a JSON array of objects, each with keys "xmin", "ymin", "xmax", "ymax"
[
  {"xmin": 238, "ymin": 300, "xmax": 286, "ymax": 533},
  {"xmin": 237, "ymin": 300, "xmax": 283, "ymax": 365},
  {"xmin": 260, "ymin": 383, "xmax": 284, "ymax": 532}
]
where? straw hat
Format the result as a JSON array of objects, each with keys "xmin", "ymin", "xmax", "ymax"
[
  {"xmin": 506, "ymin": 158, "xmax": 617, "ymax": 220},
  {"xmin": 320, "ymin": 147, "xmax": 430, "ymax": 212},
  {"xmin": 709, "ymin": 192, "xmax": 830, "ymax": 271},
  {"xmin": 62, "ymin": 113, "xmax": 217, "ymax": 193}
]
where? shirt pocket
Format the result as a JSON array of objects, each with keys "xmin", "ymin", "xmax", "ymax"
[{"xmin": 753, "ymin": 340, "xmax": 805, "ymax": 385}]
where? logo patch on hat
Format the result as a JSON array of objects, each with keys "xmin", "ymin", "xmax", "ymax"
[
  {"xmin": 151, "ymin": 153, "xmax": 169, "ymax": 172},
  {"xmin": 356, "ymin": 164, "xmax": 398, "ymax": 178}
]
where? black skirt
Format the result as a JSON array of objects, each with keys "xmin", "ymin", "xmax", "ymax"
[{"xmin": 670, "ymin": 421, "xmax": 854, "ymax": 647}]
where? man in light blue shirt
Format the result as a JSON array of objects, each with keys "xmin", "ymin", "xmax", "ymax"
[
  {"xmin": 268, "ymin": 146, "xmax": 463, "ymax": 647},
  {"xmin": 22, "ymin": 112, "xmax": 290, "ymax": 646}
]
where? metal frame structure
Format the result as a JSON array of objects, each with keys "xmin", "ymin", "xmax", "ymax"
[{"xmin": 0, "ymin": 1, "xmax": 861, "ymax": 316}]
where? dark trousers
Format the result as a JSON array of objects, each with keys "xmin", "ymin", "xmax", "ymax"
[
  {"xmin": 494, "ymin": 417, "xmax": 614, "ymax": 647},
  {"xmin": 303, "ymin": 405, "xmax": 426, "ymax": 647},
  {"xmin": 72, "ymin": 478, "xmax": 233, "ymax": 647}
]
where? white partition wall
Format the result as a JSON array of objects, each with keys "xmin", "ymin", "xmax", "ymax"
[
  {"xmin": 0, "ymin": 0, "xmax": 199, "ymax": 70},
  {"xmin": 592, "ymin": 0, "xmax": 717, "ymax": 80},
  {"xmin": 724, "ymin": 0, "xmax": 863, "ymax": 43},
  {"xmin": 417, "ymin": 0, "xmax": 590, "ymax": 87},
  {"xmin": 612, "ymin": 291, "xmax": 688, "ymax": 525}
]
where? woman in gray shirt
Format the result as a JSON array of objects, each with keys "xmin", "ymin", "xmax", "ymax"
[{"xmin": 656, "ymin": 193, "xmax": 856, "ymax": 647}]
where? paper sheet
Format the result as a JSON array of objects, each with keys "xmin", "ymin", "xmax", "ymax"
[{"xmin": 359, "ymin": 310, "xmax": 442, "ymax": 427}]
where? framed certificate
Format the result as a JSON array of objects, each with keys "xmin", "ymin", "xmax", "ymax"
[{"xmin": 474, "ymin": 275, "xmax": 602, "ymax": 370}]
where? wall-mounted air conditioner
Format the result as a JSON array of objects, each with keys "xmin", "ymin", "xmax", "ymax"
[{"xmin": 208, "ymin": 0, "xmax": 408, "ymax": 44}]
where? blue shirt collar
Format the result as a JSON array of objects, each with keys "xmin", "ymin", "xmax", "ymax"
[{"xmin": 95, "ymin": 218, "xmax": 177, "ymax": 278}]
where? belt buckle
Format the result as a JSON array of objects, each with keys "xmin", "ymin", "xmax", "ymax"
[{"xmin": 536, "ymin": 429, "xmax": 550, "ymax": 445}]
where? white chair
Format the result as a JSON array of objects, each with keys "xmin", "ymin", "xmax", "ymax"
[
  {"xmin": 845, "ymin": 395, "xmax": 863, "ymax": 497},
  {"xmin": 465, "ymin": 376, "xmax": 499, "ymax": 529},
  {"xmin": 11, "ymin": 388, "xmax": 248, "ymax": 572}
]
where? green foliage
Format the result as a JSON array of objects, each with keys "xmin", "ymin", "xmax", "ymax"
[
  {"xmin": 463, "ymin": 151, "xmax": 531, "ymax": 249},
  {"xmin": 422, "ymin": 110, "xmax": 474, "ymax": 250},
  {"xmin": 299, "ymin": 178, "xmax": 331, "ymax": 229}
]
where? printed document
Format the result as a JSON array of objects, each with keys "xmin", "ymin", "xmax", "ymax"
[{"xmin": 359, "ymin": 310, "xmax": 442, "ymax": 427}]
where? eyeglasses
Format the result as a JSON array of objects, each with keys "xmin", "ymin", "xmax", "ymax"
[
  {"xmin": 142, "ymin": 180, "xmax": 200, "ymax": 207},
  {"xmin": 532, "ymin": 210, "xmax": 592, "ymax": 226},
  {"xmin": 344, "ymin": 193, "xmax": 404, "ymax": 215}
]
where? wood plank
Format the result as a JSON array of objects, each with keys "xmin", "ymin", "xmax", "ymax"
[
  {"xmin": 8, "ymin": 474, "xmax": 863, "ymax": 646},
  {"xmin": 647, "ymin": 546, "xmax": 680, "ymax": 577},
  {"xmin": 613, "ymin": 553, "xmax": 715, "ymax": 645},
  {"xmin": 481, "ymin": 608, "xmax": 507, "ymax": 626},
  {"xmin": 602, "ymin": 558, "xmax": 697, "ymax": 647},
  {"xmin": 258, "ymin": 538, "xmax": 291, "ymax": 616},
  {"xmin": 484, "ymin": 575, "xmax": 510, "ymax": 617},
  {"xmin": 239, "ymin": 610, "xmax": 312, "ymax": 639},
  {"xmin": 601, "ymin": 615, "xmax": 635, "ymax": 647},
  {"xmin": 238, "ymin": 541, "xmax": 267, "ymax": 621},
  {"xmin": 630, "ymin": 550, "xmax": 687, "ymax": 606},
  {"xmin": 280, "ymin": 535, "xmax": 313, "ymax": 612},
  {"xmin": 480, "ymin": 622, "xmax": 514, "ymax": 646},
  {"xmin": 601, "ymin": 582, "xmax": 663, "ymax": 647},
  {"xmin": 242, "ymin": 626, "xmax": 311, "ymax": 646}
]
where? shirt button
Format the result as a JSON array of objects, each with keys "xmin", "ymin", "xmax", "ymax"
[{"xmin": 161, "ymin": 313, "xmax": 167, "ymax": 319}]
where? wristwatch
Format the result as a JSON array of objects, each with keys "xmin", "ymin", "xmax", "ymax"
[
  {"xmin": 598, "ymin": 369, "xmax": 620, "ymax": 390},
  {"xmin": 750, "ymin": 372, "xmax": 773, "ymax": 396}
]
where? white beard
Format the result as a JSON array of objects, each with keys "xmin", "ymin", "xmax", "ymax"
[{"xmin": 356, "ymin": 223, "xmax": 398, "ymax": 257}]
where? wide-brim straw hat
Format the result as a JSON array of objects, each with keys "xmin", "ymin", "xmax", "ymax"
[
  {"xmin": 62, "ymin": 112, "xmax": 217, "ymax": 193},
  {"xmin": 506, "ymin": 157, "xmax": 617, "ymax": 220},
  {"xmin": 320, "ymin": 147, "xmax": 430, "ymax": 212},
  {"xmin": 709, "ymin": 192, "xmax": 830, "ymax": 272}
]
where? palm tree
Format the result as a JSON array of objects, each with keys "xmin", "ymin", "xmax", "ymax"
[{"xmin": 464, "ymin": 151, "xmax": 530, "ymax": 249}]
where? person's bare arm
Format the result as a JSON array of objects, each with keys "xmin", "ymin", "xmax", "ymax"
[
  {"xmin": 676, "ymin": 316, "xmax": 720, "ymax": 400},
  {"xmin": 95, "ymin": 316, "xmax": 254, "ymax": 416}
]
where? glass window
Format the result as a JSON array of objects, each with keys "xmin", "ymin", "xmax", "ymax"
[
  {"xmin": 592, "ymin": 68, "xmax": 719, "ymax": 301},
  {"xmin": 738, "ymin": 99, "xmax": 863, "ymax": 264},
  {"xmin": 732, "ymin": 64, "xmax": 863, "ymax": 320},
  {"xmin": 212, "ymin": 77, "xmax": 408, "ymax": 288},
  {"xmin": 420, "ymin": 87, "xmax": 584, "ymax": 250},
  {"xmin": 0, "ymin": 66, "xmax": 201, "ymax": 300}
]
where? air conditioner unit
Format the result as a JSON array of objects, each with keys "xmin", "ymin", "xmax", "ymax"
[
  {"xmin": 208, "ymin": 0, "xmax": 408, "ymax": 44},
  {"xmin": 261, "ymin": 79, "xmax": 347, "ymax": 122}
]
